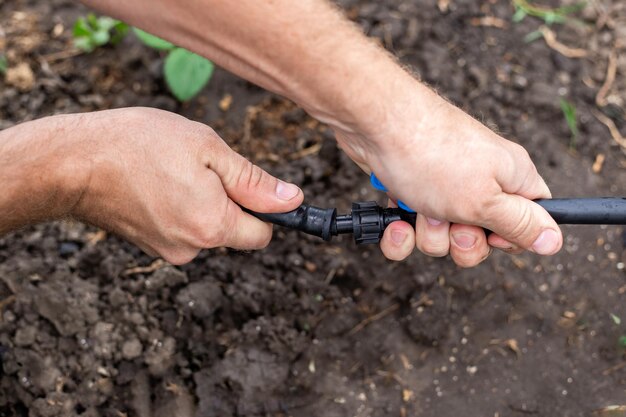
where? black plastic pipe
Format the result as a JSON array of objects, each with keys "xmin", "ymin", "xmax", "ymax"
[
  {"xmin": 244, "ymin": 198, "xmax": 626, "ymax": 245},
  {"xmin": 535, "ymin": 198, "xmax": 626, "ymax": 224}
]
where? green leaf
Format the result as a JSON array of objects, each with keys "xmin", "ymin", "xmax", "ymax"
[
  {"xmin": 111, "ymin": 21, "xmax": 130, "ymax": 44},
  {"xmin": 512, "ymin": 8, "xmax": 527, "ymax": 22},
  {"xmin": 620, "ymin": 336, "xmax": 626, "ymax": 348},
  {"xmin": 524, "ymin": 30, "xmax": 543, "ymax": 43},
  {"xmin": 92, "ymin": 29, "xmax": 111, "ymax": 46},
  {"xmin": 73, "ymin": 18, "xmax": 91, "ymax": 37},
  {"xmin": 611, "ymin": 314, "xmax": 622, "ymax": 325},
  {"xmin": 133, "ymin": 28, "xmax": 175, "ymax": 50},
  {"xmin": 97, "ymin": 16, "xmax": 118, "ymax": 31},
  {"xmin": 559, "ymin": 98, "xmax": 578, "ymax": 149},
  {"xmin": 164, "ymin": 48, "xmax": 214, "ymax": 101},
  {"xmin": 74, "ymin": 37, "xmax": 95, "ymax": 52},
  {"xmin": 556, "ymin": 1, "xmax": 587, "ymax": 15},
  {"xmin": 544, "ymin": 11, "xmax": 557, "ymax": 25},
  {"xmin": 87, "ymin": 13, "xmax": 99, "ymax": 29},
  {"xmin": 0, "ymin": 55, "xmax": 7, "ymax": 75}
]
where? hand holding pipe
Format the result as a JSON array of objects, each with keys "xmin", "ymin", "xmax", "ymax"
[{"xmin": 244, "ymin": 198, "xmax": 626, "ymax": 245}]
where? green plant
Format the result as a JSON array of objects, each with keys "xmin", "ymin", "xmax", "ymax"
[
  {"xmin": 559, "ymin": 98, "xmax": 578, "ymax": 149},
  {"xmin": 73, "ymin": 14, "xmax": 129, "ymax": 52},
  {"xmin": 71, "ymin": 15, "xmax": 213, "ymax": 101},
  {"xmin": 0, "ymin": 55, "xmax": 7, "ymax": 75},
  {"xmin": 610, "ymin": 314, "xmax": 626, "ymax": 349},
  {"xmin": 133, "ymin": 28, "xmax": 214, "ymax": 101},
  {"xmin": 512, "ymin": 0, "xmax": 586, "ymax": 25}
]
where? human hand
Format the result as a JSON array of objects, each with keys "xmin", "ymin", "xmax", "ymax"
[
  {"xmin": 335, "ymin": 85, "xmax": 562, "ymax": 267},
  {"xmin": 69, "ymin": 108, "xmax": 303, "ymax": 264}
]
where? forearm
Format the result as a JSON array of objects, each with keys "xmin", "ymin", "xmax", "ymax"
[
  {"xmin": 82, "ymin": 0, "xmax": 429, "ymax": 140},
  {"xmin": 0, "ymin": 116, "xmax": 90, "ymax": 235}
]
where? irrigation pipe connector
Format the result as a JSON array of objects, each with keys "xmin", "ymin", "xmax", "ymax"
[{"xmin": 245, "ymin": 198, "xmax": 626, "ymax": 245}]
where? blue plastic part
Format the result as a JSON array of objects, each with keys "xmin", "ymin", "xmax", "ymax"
[
  {"xmin": 369, "ymin": 172, "xmax": 388, "ymax": 192},
  {"xmin": 396, "ymin": 200, "xmax": 415, "ymax": 213},
  {"xmin": 369, "ymin": 173, "xmax": 416, "ymax": 213}
]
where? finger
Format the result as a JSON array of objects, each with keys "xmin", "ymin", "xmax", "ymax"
[
  {"xmin": 207, "ymin": 140, "xmax": 304, "ymax": 213},
  {"xmin": 487, "ymin": 233, "xmax": 524, "ymax": 254},
  {"xmin": 449, "ymin": 224, "xmax": 491, "ymax": 268},
  {"xmin": 414, "ymin": 214, "xmax": 450, "ymax": 257},
  {"xmin": 484, "ymin": 194, "xmax": 562, "ymax": 255},
  {"xmin": 497, "ymin": 142, "xmax": 552, "ymax": 200},
  {"xmin": 380, "ymin": 220, "xmax": 416, "ymax": 261},
  {"xmin": 489, "ymin": 143, "xmax": 562, "ymax": 254},
  {"xmin": 218, "ymin": 199, "xmax": 274, "ymax": 250}
]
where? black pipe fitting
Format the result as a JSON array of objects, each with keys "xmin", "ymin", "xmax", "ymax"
[{"xmin": 244, "ymin": 198, "xmax": 626, "ymax": 245}]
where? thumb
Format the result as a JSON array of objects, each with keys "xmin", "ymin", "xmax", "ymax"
[
  {"xmin": 210, "ymin": 144, "xmax": 304, "ymax": 213},
  {"xmin": 489, "ymin": 141, "xmax": 562, "ymax": 255},
  {"xmin": 486, "ymin": 194, "xmax": 562, "ymax": 255}
]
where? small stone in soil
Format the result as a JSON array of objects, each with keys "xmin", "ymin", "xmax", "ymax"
[{"xmin": 122, "ymin": 338, "xmax": 143, "ymax": 360}]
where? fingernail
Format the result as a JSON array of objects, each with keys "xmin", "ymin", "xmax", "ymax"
[
  {"xmin": 426, "ymin": 217, "xmax": 442, "ymax": 226},
  {"xmin": 532, "ymin": 229, "xmax": 559, "ymax": 255},
  {"xmin": 391, "ymin": 230, "xmax": 408, "ymax": 245},
  {"xmin": 452, "ymin": 232, "xmax": 477, "ymax": 249},
  {"xmin": 276, "ymin": 181, "xmax": 300, "ymax": 201}
]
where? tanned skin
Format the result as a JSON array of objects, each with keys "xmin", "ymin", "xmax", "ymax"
[{"xmin": 0, "ymin": 0, "xmax": 562, "ymax": 266}]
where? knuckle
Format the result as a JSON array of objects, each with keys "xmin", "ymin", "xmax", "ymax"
[
  {"xmin": 466, "ymin": 198, "xmax": 494, "ymax": 225},
  {"xmin": 416, "ymin": 237, "xmax": 449, "ymax": 257},
  {"xmin": 191, "ymin": 212, "xmax": 229, "ymax": 248},
  {"xmin": 200, "ymin": 222, "xmax": 228, "ymax": 248},
  {"xmin": 121, "ymin": 106, "xmax": 167, "ymax": 123},
  {"xmin": 381, "ymin": 239, "xmax": 413, "ymax": 262},
  {"xmin": 191, "ymin": 122, "xmax": 220, "ymax": 142},
  {"xmin": 381, "ymin": 247, "xmax": 411, "ymax": 262},
  {"xmin": 452, "ymin": 252, "xmax": 484, "ymax": 268},
  {"xmin": 163, "ymin": 250, "xmax": 197, "ymax": 265},
  {"xmin": 193, "ymin": 124, "xmax": 226, "ymax": 164},
  {"xmin": 471, "ymin": 191, "xmax": 506, "ymax": 226},
  {"xmin": 454, "ymin": 259, "xmax": 474, "ymax": 269},
  {"xmin": 514, "ymin": 143, "xmax": 533, "ymax": 163},
  {"xmin": 242, "ymin": 163, "xmax": 266, "ymax": 191},
  {"xmin": 233, "ymin": 160, "xmax": 265, "ymax": 192},
  {"xmin": 504, "ymin": 204, "xmax": 534, "ymax": 243},
  {"xmin": 255, "ymin": 229, "xmax": 273, "ymax": 249}
]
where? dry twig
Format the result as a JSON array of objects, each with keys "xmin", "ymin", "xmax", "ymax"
[
  {"xmin": 592, "ymin": 109, "xmax": 626, "ymax": 150},
  {"xmin": 0, "ymin": 295, "xmax": 16, "ymax": 322},
  {"xmin": 86, "ymin": 229, "xmax": 107, "ymax": 246},
  {"xmin": 596, "ymin": 50, "xmax": 618, "ymax": 107},
  {"xmin": 41, "ymin": 48, "xmax": 83, "ymax": 63},
  {"xmin": 602, "ymin": 361, "xmax": 626, "ymax": 376},
  {"xmin": 539, "ymin": 26, "xmax": 588, "ymax": 58},
  {"xmin": 592, "ymin": 153, "xmax": 606, "ymax": 174},
  {"xmin": 469, "ymin": 16, "xmax": 508, "ymax": 29},
  {"xmin": 593, "ymin": 405, "xmax": 626, "ymax": 416},
  {"xmin": 242, "ymin": 104, "xmax": 263, "ymax": 143},
  {"xmin": 347, "ymin": 303, "xmax": 399, "ymax": 335},
  {"xmin": 122, "ymin": 259, "xmax": 168, "ymax": 276},
  {"xmin": 289, "ymin": 142, "xmax": 322, "ymax": 160},
  {"xmin": 437, "ymin": 0, "xmax": 450, "ymax": 13}
]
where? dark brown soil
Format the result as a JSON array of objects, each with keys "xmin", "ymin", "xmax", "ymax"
[{"xmin": 1, "ymin": 0, "xmax": 625, "ymax": 416}]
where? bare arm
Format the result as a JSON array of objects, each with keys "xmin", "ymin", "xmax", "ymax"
[
  {"xmin": 83, "ymin": 0, "xmax": 412, "ymax": 138},
  {"xmin": 81, "ymin": 0, "xmax": 563, "ymax": 265},
  {"xmin": 0, "ymin": 109, "xmax": 304, "ymax": 263},
  {"xmin": 0, "ymin": 116, "xmax": 89, "ymax": 235}
]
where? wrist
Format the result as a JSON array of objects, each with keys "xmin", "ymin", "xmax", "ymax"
[
  {"xmin": 331, "ymin": 71, "xmax": 441, "ymax": 167},
  {"xmin": 0, "ymin": 115, "xmax": 94, "ymax": 230},
  {"xmin": 45, "ymin": 114, "xmax": 96, "ymax": 214}
]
